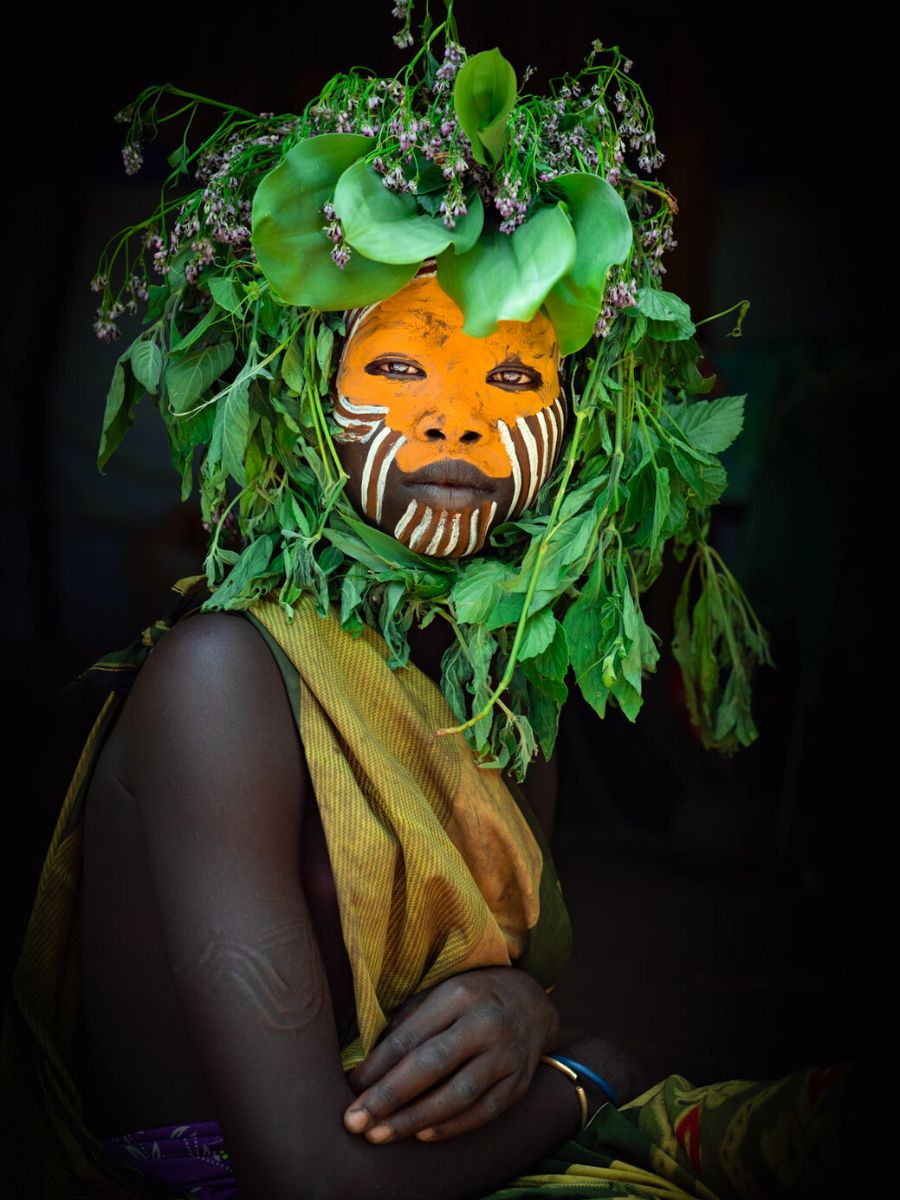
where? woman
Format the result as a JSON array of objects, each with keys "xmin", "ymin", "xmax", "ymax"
[{"xmin": 76, "ymin": 269, "xmax": 648, "ymax": 1199}]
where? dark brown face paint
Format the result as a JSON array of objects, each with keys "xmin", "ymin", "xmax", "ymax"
[{"xmin": 333, "ymin": 273, "xmax": 566, "ymax": 557}]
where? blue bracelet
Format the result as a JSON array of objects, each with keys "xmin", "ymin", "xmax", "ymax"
[{"xmin": 551, "ymin": 1056, "xmax": 621, "ymax": 1107}]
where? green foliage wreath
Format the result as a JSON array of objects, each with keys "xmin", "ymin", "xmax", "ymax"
[{"xmin": 90, "ymin": 0, "xmax": 773, "ymax": 781}]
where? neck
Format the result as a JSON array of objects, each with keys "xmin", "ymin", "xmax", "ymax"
[{"xmin": 406, "ymin": 616, "xmax": 455, "ymax": 690}]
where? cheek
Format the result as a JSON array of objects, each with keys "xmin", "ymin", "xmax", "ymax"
[{"xmin": 500, "ymin": 394, "xmax": 567, "ymax": 518}]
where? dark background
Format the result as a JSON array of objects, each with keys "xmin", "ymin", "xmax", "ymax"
[{"xmin": 2, "ymin": 2, "xmax": 887, "ymax": 1085}]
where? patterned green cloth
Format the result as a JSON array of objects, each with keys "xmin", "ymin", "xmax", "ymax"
[{"xmin": 491, "ymin": 1059, "xmax": 875, "ymax": 1198}]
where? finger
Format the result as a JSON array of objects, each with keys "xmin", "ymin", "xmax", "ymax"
[
  {"xmin": 347, "ymin": 994, "xmax": 463, "ymax": 1093},
  {"xmin": 413, "ymin": 1073, "xmax": 524, "ymax": 1143},
  {"xmin": 365, "ymin": 1059, "xmax": 521, "ymax": 1144},
  {"xmin": 344, "ymin": 1028, "xmax": 477, "ymax": 1133}
]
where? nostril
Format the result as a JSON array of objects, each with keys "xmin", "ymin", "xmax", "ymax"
[
  {"xmin": 425, "ymin": 428, "xmax": 446, "ymax": 441},
  {"xmin": 459, "ymin": 430, "xmax": 481, "ymax": 444}
]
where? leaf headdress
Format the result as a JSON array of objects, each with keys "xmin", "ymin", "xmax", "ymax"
[{"xmin": 91, "ymin": 0, "xmax": 773, "ymax": 781}]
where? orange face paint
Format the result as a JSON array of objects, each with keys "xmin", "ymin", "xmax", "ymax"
[{"xmin": 332, "ymin": 272, "xmax": 566, "ymax": 558}]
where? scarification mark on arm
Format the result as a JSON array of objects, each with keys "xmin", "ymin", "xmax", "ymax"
[{"xmin": 195, "ymin": 918, "xmax": 327, "ymax": 1033}]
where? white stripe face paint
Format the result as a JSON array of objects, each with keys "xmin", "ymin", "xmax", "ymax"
[
  {"xmin": 516, "ymin": 416, "xmax": 540, "ymax": 510},
  {"xmin": 464, "ymin": 509, "xmax": 481, "ymax": 556},
  {"xmin": 374, "ymin": 434, "xmax": 405, "ymax": 524},
  {"xmin": 554, "ymin": 395, "xmax": 566, "ymax": 438},
  {"xmin": 534, "ymin": 409, "xmax": 550, "ymax": 489},
  {"xmin": 443, "ymin": 512, "xmax": 462, "ymax": 556},
  {"xmin": 498, "ymin": 420, "xmax": 522, "ymax": 519},
  {"xmin": 336, "ymin": 395, "xmax": 389, "ymax": 417},
  {"xmin": 394, "ymin": 500, "xmax": 417, "ymax": 541},
  {"xmin": 408, "ymin": 506, "xmax": 434, "ymax": 552},
  {"xmin": 425, "ymin": 510, "xmax": 448, "ymax": 555},
  {"xmin": 360, "ymin": 424, "xmax": 392, "ymax": 513},
  {"xmin": 332, "ymin": 394, "xmax": 389, "ymax": 446},
  {"xmin": 484, "ymin": 500, "xmax": 497, "ymax": 540},
  {"xmin": 545, "ymin": 400, "xmax": 559, "ymax": 467}
]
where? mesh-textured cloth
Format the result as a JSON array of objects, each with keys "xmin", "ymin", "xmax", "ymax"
[{"xmin": 244, "ymin": 585, "xmax": 573, "ymax": 1070}]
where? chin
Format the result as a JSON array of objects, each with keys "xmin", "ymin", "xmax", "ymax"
[{"xmin": 390, "ymin": 498, "xmax": 499, "ymax": 558}]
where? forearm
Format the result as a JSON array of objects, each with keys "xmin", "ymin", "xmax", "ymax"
[{"xmin": 249, "ymin": 1045, "xmax": 592, "ymax": 1200}]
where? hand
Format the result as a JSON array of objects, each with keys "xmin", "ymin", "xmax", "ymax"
[{"xmin": 342, "ymin": 966, "xmax": 560, "ymax": 1144}]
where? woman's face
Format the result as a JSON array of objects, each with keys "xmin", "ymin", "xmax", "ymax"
[{"xmin": 332, "ymin": 273, "xmax": 566, "ymax": 558}]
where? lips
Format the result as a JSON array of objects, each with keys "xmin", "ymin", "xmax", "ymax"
[
  {"xmin": 400, "ymin": 459, "xmax": 497, "ymax": 509},
  {"xmin": 401, "ymin": 460, "xmax": 496, "ymax": 492}
]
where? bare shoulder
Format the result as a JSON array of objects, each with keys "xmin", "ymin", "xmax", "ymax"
[{"xmin": 115, "ymin": 610, "xmax": 307, "ymax": 830}]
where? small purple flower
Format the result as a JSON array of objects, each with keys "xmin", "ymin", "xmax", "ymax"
[
  {"xmin": 122, "ymin": 142, "xmax": 143, "ymax": 175},
  {"xmin": 93, "ymin": 305, "xmax": 121, "ymax": 342},
  {"xmin": 331, "ymin": 244, "xmax": 351, "ymax": 269}
]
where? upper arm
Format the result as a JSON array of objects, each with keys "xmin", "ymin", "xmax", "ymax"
[{"xmin": 116, "ymin": 614, "xmax": 351, "ymax": 1197}]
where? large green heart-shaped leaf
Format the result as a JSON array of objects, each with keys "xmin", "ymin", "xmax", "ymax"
[
  {"xmin": 334, "ymin": 160, "xmax": 484, "ymax": 263},
  {"xmin": 453, "ymin": 49, "xmax": 517, "ymax": 167},
  {"xmin": 542, "ymin": 173, "xmax": 633, "ymax": 355},
  {"xmin": 436, "ymin": 203, "xmax": 577, "ymax": 336},
  {"xmin": 251, "ymin": 134, "xmax": 417, "ymax": 309}
]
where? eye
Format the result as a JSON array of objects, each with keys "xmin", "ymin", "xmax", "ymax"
[
  {"xmin": 365, "ymin": 358, "xmax": 426, "ymax": 379},
  {"xmin": 487, "ymin": 366, "xmax": 541, "ymax": 389}
]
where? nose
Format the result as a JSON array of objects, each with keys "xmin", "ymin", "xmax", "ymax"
[{"xmin": 413, "ymin": 410, "xmax": 489, "ymax": 449}]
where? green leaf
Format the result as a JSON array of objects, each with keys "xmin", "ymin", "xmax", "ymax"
[
  {"xmin": 341, "ymin": 511, "xmax": 454, "ymax": 573},
  {"xmin": 334, "ymin": 160, "xmax": 484, "ymax": 263},
  {"xmin": 144, "ymin": 284, "xmax": 168, "ymax": 325},
  {"xmin": 437, "ymin": 204, "xmax": 576, "ymax": 337},
  {"xmin": 282, "ymin": 334, "xmax": 307, "ymax": 394},
  {"xmin": 251, "ymin": 134, "xmax": 418, "ymax": 308},
  {"xmin": 523, "ymin": 678, "xmax": 564, "ymax": 760},
  {"xmin": 542, "ymin": 173, "xmax": 633, "ymax": 355},
  {"xmin": 131, "ymin": 339, "xmax": 162, "ymax": 395},
  {"xmin": 167, "ymin": 144, "xmax": 189, "ymax": 172},
  {"xmin": 316, "ymin": 323, "xmax": 334, "ymax": 391},
  {"xmin": 666, "ymin": 395, "xmax": 745, "ymax": 454},
  {"xmin": 169, "ymin": 304, "xmax": 223, "ymax": 356},
  {"xmin": 451, "ymin": 559, "xmax": 513, "ymax": 624},
  {"xmin": 440, "ymin": 638, "xmax": 473, "ymax": 723},
  {"xmin": 666, "ymin": 444, "xmax": 728, "ymax": 506},
  {"xmin": 212, "ymin": 535, "xmax": 276, "ymax": 606},
  {"xmin": 208, "ymin": 376, "xmax": 251, "ymax": 487},
  {"xmin": 533, "ymin": 619, "xmax": 569, "ymax": 683},
  {"xmin": 518, "ymin": 608, "xmax": 557, "ymax": 661},
  {"xmin": 258, "ymin": 290, "xmax": 283, "ymax": 339},
  {"xmin": 563, "ymin": 592, "xmax": 608, "ymax": 718},
  {"xmin": 611, "ymin": 672, "xmax": 643, "ymax": 721},
  {"xmin": 650, "ymin": 465, "xmax": 671, "ymax": 562},
  {"xmin": 165, "ymin": 341, "xmax": 235, "ymax": 415},
  {"xmin": 636, "ymin": 287, "xmax": 695, "ymax": 340},
  {"xmin": 453, "ymin": 49, "xmax": 517, "ymax": 167},
  {"xmin": 97, "ymin": 357, "xmax": 140, "ymax": 472},
  {"xmin": 208, "ymin": 275, "xmax": 243, "ymax": 314},
  {"xmin": 340, "ymin": 561, "xmax": 368, "ymax": 634}
]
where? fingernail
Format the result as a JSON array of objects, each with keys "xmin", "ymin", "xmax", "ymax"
[
  {"xmin": 344, "ymin": 1109, "xmax": 370, "ymax": 1133},
  {"xmin": 367, "ymin": 1124, "xmax": 394, "ymax": 1144},
  {"xmin": 416, "ymin": 1127, "xmax": 436, "ymax": 1141}
]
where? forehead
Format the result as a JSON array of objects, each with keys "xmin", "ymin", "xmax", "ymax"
[{"xmin": 340, "ymin": 275, "xmax": 559, "ymax": 367}]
